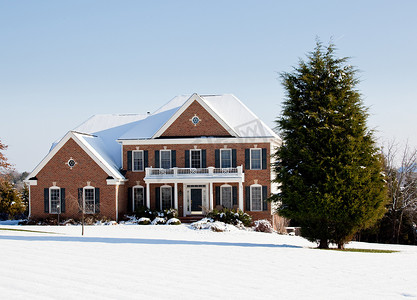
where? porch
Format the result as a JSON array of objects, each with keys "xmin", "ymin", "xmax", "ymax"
[{"xmin": 143, "ymin": 167, "xmax": 245, "ymax": 216}]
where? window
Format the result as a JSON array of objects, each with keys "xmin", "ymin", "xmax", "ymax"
[
  {"xmin": 250, "ymin": 185, "xmax": 262, "ymax": 211},
  {"xmin": 160, "ymin": 150, "xmax": 171, "ymax": 169},
  {"xmin": 161, "ymin": 186, "xmax": 172, "ymax": 210},
  {"xmin": 84, "ymin": 187, "xmax": 95, "ymax": 214},
  {"xmin": 133, "ymin": 150, "xmax": 144, "ymax": 171},
  {"xmin": 220, "ymin": 149, "xmax": 232, "ymax": 168},
  {"xmin": 221, "ymin": 185, "xmax": 232, "ymax": 209},
  {"xmin": 250, "ymin": 149, "xmax": 262, "ymax": 170},
  {"xmin": 133, "ymin": 186, "xmax": 144, "ymax": 210},
  {"xmin": 50, "ymin": 187, "xmax": 60, "ymax": 214},
  {"xmin": 190, "ymin": 149, "xmax": 201, "ymax": 168}
]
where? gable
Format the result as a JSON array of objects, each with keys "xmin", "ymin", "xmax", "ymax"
[
  {"xmin": 36, "ymin": 137, "xmax": 110, "ymax": 183},
  {"xmin": 159, "ymin": 100, "xmax": 233, "ymax": 138},
  {"xmin": 27, "ymin": 132, "xmax": 125, "ymax": 183}
]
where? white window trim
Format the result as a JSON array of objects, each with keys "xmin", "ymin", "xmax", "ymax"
[
  {"xmin": 160, "ymin": 185, "xmax": 172, "ymax": 210},
  {"xmin": 250, "ymin": 184, "xmax": 263, "ymax": 212},
  {"xmin": 83, "ymin": 186, "xmax": 96, "ymax": 214},
  {"xmin": 220, "ymin": 149, "xmax": 232, "ymax": 168},
  {"xmin": 160, "ymin": 150, "xmax": 171, "ymax": 169},
  {"xmin": 132, "ymin": 150, "xmax": 144, "ymax": 172},
  {"xmin": 132, "ymin": 185, "xmax": 144, "ymax": 211},
  {"xmin": 250, "ymin": 148, "xmax": 262, "ymax": 170},
  {"xmin": 220, "ymin": 184, "xmax": 233, "ymax": 208},
  {"xmin": 190, "ymin": 149, "xmax": 202, "ymax": 168},
  {"xmin": 49, "ymin": 186, "xmax": 61, "ymax": 214}
]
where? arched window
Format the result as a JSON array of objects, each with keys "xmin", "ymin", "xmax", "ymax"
[
  {"xmin": 220, "ymin": 184, "xmax": 232, "ymax": 209},
  {"xmin": 161, "ymin": 185, "xmax": 172, "ymax": 210},
  {"xmin": 132, "ymin": 186, "xmax": 144, "ymax": 211}
]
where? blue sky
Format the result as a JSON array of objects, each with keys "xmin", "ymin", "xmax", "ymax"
[{"xmin": 1, "ymin": 0, "xmax": 416, "ymax": 172}]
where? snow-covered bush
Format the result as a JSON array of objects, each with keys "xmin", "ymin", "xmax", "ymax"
[
  {"xmin": 167, "ymin": 218, "xmax": 181, "ymax": 225},
  {"xmin": 190, "ymin": 218, "xmax": 214, "ymax": 230},
  {"xmin": 207, "ymin": 208, "xmax": 252, "ymax": 227},
  {"xmin": 138, "ymin": 217, "xmax": 151, "ymax": 225},
  {"xmin": 253, "ymin": 219, "xmax": 273, "ymax": 233},
  {"xmin": 151, "ymin": 217, "xmax": 166, "ymax": 225}
]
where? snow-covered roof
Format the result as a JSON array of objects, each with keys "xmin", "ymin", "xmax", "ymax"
[{"xmin": 30, "ymin": 94, "xmax": 280, "ymax": 180}]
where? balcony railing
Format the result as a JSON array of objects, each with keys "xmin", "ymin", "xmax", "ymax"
[{"xmin": 145, "ymin": 166, "xmax": 243, "ymax": 178}]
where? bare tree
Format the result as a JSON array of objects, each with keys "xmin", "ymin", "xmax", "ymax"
[{"xmin": 383, "ymin": 141, "xmax": 417, "ymax": 243}]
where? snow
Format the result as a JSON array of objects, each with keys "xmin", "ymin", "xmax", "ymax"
[{"xmin": 0, "ymin": 224, "xmax": 416, "ymax": 299}]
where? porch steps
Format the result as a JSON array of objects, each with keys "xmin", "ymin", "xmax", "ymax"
[{"xmin": 179, "ymin": 215, "xmax": 205, "ymax": 224}]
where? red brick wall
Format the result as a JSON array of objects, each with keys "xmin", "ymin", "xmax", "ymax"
[
  {"xmin": 160, "ymin": 100, "xmax": 232, "ymax": 137},
  {"xmin": 30, "ymin": 138, "xmax": 119, "ymax": 220},
  {"xmin": 124, "ymin": 142, "xmax": 272, "ymax": 221}
]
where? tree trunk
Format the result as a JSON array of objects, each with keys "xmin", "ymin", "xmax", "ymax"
[
  {"xmin": 318, "ymin": 239, "xmax": 329, "ymax": 249},
  {"xmin": 337, "ymin": 242, "xmax": 345, "ymax": 250},
  {"xmin": 396, "ymin": 211, "xmax": 404, "ymax": 244}
]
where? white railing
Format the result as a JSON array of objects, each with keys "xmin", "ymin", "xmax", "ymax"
[{"xmin": 145, "ymin": 166, "xmax": 243, "ymax": 178}]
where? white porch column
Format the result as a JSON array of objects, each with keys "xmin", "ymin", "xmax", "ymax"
[
  {"xmin": 239, "ymin": 181, "xmax": 244, "ymax": 211},
  {"xmin": 146, "ymin": 182, "xmax": 150, "ymax": 208},
  {"xmin": 174, "ymin": 182, "xmax": 178, "ymax": 209},
  {"xmin": 209, "ymin": 182, "xmax": 214, "ymax": 210}
]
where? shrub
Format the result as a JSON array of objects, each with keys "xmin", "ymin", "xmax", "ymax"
[
  {"xmin": 190, "ymin": 218, "xmax": 214, "ymax": 230},
  {"xmin": 207, "ymin": 208, "xmax": 252, "ymax": 227},
  {"xmin": 138, "ymin": 217, "xmax": 151, "ymax": 225},
  {"xmin": 151, "ymin": 217, "xmax": 166, "ymax": 225},
  {"xmin": 134, "ymin": 206, "xmax": 158, "ymax": 220},
  {"xmin": 167, "ymin": 218, "xmax": 181, "ymax": 225},
  {"xmin": 254, "ymin": 219, "xmax": 274, "ymax": 233}
]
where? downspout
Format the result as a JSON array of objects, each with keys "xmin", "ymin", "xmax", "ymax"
[{"xmin": 115, "ymin": 183, "xmax": 120, "ymax": 222}]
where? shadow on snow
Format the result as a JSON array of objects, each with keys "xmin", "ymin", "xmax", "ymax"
[{"xmin": 0, "ymin": 234, "xmax": 301, "ymax": 249}]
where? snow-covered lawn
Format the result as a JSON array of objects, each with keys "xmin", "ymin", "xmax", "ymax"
[{"xmin": 0, "ymin": 223, "xmax": 416, "ymax": 299}]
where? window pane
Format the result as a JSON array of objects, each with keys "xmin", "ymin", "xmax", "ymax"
[
  {"xmin": 84, "ymin": 188, "xmax": 95, "ymax": 214},
  {"xmin": 251, "ymin": 149, "xmax": 261, "ymax": 169},
  {"xmin": 161, "ymin": 187, "xmax": 172, "ymax": 210},
  {"xmin": 251, "ymin": 186, "xmax": 262, "ymax": 211},
  {"xmin": 133, "ymin": 151, "xmax": 143, "ymax": 171},
  {"xmin": 221, "ymin": 149, "xmax": 232, "ymax": 168},
  {"xmin": 191, "ymin": 150, "xmax": 201, "ymax": 168},
  {"xmin": 160, "ymin": 150, "xmax": 171, "ymax": 169},
  {"xmin": 221, "ymin": 186, "xmax": 232, "ymax": 209},
  {"xmin": 134, "ymin": 187, "xmax": 144, "ymax": 209},
  {"xmin": 50, "ymin": 188, "xmax": 60, "ymax": 213}
]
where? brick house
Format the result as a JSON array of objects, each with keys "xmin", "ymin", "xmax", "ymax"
[{"xmin": 25, "ymin": 93, "xmax": 281, "ymax": 223}]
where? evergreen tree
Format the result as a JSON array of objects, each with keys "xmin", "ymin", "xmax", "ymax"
[{"xmin": 271, "ymin": 41, "xmax": 387, "ymax": 248}]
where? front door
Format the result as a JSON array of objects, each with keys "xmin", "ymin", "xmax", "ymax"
[{"xmin": 191, "ymin": 188, "xmax": 202, "ymax": 212}]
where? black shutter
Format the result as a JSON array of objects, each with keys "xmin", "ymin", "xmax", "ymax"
[
  {"xmin": 185, "ymin": 150, "xmax": 190, "ymax": 168},
  {"xmin": 232, "ymin": 149, "xmax": 237, "ymax": 168},
  {"xmin": 245, "ymin": 186, "xmax": 250, "ymax": 211},
  {"xmin": 60, "ymin": 188, "xmax": 66, "ymax": 213},
  {"xmin": 155, "ymin": 150, "xmax": 160, "ymax": 168},
  {"xmin": 202, "ymin": 149, "xmax": 206, "ymax": 168},
  {"xmin": 171, "ymin": 187, "xmax": 175, "ymax": 208},
  {"xmin": 155, "ymin": 187, "xmax": 160, "ymax": 210},
  {"xmin": 128, "ymin": 187, "xmax": 133, "ymax": 212},
  {"xmin": 127, "ymin": 151, "xmax": 132, "ymax": 171},
  {"xmin": 78, "ymin": 188, "xmax": 83, "ymax": 212},
  {"xmin": 144, "ymin": 150, "xmax": 149, "ymax": 168},
  {"xmin": 143, "ymin": 187, "xmax": 146, "ymax": 207},
  {"xmin": 232, "ymin": 186, "xmax": 237, "ymax": 206},
  {"xmin": 44, "ymin": 188, "xmax": 49, "ymax": 213},
  {"xmin": 262, "ymin": 148, "xmax": 267, "ymax": 170},
  {"xmin": 245, "ymin": 149, "xmax": 250, "ymax": 169},
  {"xmin": 95, "ymin": 188, "xmax": 100, "ymax": 213},
  {"xmin": 215, "ymin": 186, "xmax": 220, "ymax": 206},
  {"xmin": 215, "ymin": 149, "xmax": 220, "ymax": 168},
  {"xmin": 171, "ymin": 150, "xmax": 176, "ymax": 168},
  {"xmin": 262, "ymin": 186, "xmax": 268, "ymax": 211}
]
